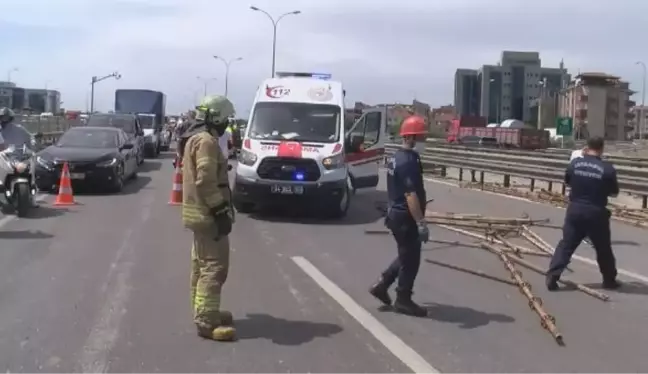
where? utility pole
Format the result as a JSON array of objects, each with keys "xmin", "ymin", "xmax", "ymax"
[
  {"xmin": 90, "ymin": 71, "xmax": 121, "ymax": 113},
  {"xmin": 636, "ymin": 61, "xmax": 646, "ymax": 139},
  {"xmin": 250, "ymin": 6, "xmax": 301, "ymax": 77}
]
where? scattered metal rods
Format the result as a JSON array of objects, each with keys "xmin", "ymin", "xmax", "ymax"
[{"xmin": 364, "ymin": 211, "xmax": 611, "ymax": 346}]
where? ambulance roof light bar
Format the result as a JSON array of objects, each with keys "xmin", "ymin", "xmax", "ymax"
[{"xmin": 275, "ymin": 72, "xmax": 332, "ymax": 80}]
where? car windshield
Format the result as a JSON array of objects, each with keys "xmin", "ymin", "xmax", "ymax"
[
  {"xmin": 87, "ymin": 114, "xmax": 136, "ymax": 134},
  {"xmin": 138, "ymin": 115, "xmax": 155, "ymax": 129},
  {"xmin": 248, "ymin": 102, "xmax": 340, "ymax": 143},
  {"xmin": 57, "ymin": 129, "xmax": 118, "ymax": 148}
]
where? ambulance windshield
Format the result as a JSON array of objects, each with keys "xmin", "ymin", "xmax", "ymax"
[{"xmin": 248, "ymin": 102, "xmax": 340, "ymax": 143}]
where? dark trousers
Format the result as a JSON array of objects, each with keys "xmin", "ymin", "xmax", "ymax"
[
  {"xmin": 548, "ymin": 205, "xmax": 617, "ymax": 280},
  {"xmin": 382, "ymin": 215, "xmax": 422, "ymax": 296}
]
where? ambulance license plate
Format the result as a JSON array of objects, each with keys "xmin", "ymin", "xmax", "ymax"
[
  {"xmin": 70, "ymin": 173, "xmax": 85, "ymax": 179},
  {"xmin": 271, "ymin": 184, "xmax": 304, "ymax": 195}
]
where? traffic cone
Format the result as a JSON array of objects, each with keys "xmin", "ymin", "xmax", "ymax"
[
  {"xmin": 54, "ymin": 162, "xmax": 77, "ymax": 206},
  {"xmin": 168, "ymin": 161, "xmax": 183, "ymax": 205}
]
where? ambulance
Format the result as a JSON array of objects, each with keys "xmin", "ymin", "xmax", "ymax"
[{"xmin": 232, "ymin": 72, "xmax": 387, "ymax": 218}]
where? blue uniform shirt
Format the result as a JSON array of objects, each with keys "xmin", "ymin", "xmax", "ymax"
[
  {"xmin": 566, "ymin": 154, "xmax": 619, "ymax": 209},
  {"xmin": 386, "ymin": 148, "xmax": 426, "ymax": 214}
]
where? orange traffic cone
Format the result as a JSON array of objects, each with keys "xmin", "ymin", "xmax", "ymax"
[
  {"xmin": 168, "ymin": 160, "xmax": 183, "ymax": 205},
  {"xmin": 54, "ymin": 162, "xmax": 77, "ymax": 206}
]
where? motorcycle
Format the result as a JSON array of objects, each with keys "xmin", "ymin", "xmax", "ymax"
[{"xmin": 0, "ymin": 144, "xmax": 37, "ymax": 217}]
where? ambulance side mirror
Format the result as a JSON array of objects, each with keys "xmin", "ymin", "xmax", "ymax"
[{"xmin": 346, "ymin": 134, "xmax": 364, "ymax": 152}]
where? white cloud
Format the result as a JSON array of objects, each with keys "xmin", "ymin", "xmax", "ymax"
[{"xmin": 2, "ymin": 0, "xmax": 648, "ymax": 114}]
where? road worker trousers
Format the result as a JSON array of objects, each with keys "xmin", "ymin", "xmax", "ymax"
[
  {"xmin": 548, "ymin": 204, "xmax": 617, "ymax": 281},
  {"xmin": 190, "ymin": 229, "xmax": 230, "ymax": 328}
]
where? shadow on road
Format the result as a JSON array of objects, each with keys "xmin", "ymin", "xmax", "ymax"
[
  {"xmin": 0, "ymin": 229, "xmax": 54, "ymax": 239},
  {"xmin": 422, "ymin": 302, "xmax": 515, "ymax": 328},
  {"xmin": 583, "ymin": 281, "xmax": 648, "ymax": 296},
  {"xmin": 248, "ymin": 189, "xmax": 387, "ymax": 226},
  {"xmin": 158, "ymin": 151, "xmax": 177, "ymax": 160},
  {"xmin": 139, "ymin": 160, "xmax": 163, "ymax": 173},
  {"xmin": 25, "ymin": 205, "xmax": 71, "ymax": 219},
  {"xmin": 235, "ymin": 313, "xmax": 343, "ymax": 345}
]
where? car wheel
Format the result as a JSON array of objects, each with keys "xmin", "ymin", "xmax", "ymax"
[{"xmin": 111, "ymin": 164, "xmax": 125, "ymax": 193}]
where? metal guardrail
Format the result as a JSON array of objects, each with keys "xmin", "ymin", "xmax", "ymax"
[
  {"xmin": 421, "ymin": 141, "xmax": 648, "ymax": 167},
  {"xmin": 15, "ymin": 115, "xmax": 81, "ymax": 147},
  {"xmin": 384, "ymin": 145, "xmax": 648, "ymax": 208}
]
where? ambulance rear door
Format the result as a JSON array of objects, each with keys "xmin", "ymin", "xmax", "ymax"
[{"xmin": 345, "ymin": 106, "xmax": 387, "ymax": 189}]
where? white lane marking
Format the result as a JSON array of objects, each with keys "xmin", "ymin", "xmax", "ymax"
[
  {"xmin": 78, "ymin": 193, "xmax": 155, "ymax": 373},
  {"xmin": 0, "ymin": 193, "xmax": 48, "ymax": 228},
  {"xmin": 291, "ymin": 256, "xmax": 439, "ymax": 374},
  {"xmin": 423, "ymin": 177, "xmax": 648, "ymax": 284}
]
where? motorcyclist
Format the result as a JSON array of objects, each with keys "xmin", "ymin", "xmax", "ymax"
[
  {"xmin": 0, "ymin": 108, "xmax": 34, "ymax": 151},
  {"xmin": 180, "ymin": 95, "xmax": 237, "ymax": 341}
]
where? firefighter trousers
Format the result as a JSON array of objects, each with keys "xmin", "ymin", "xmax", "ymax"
[
  {"xmin": 190, "ymin": 229, "xmax": 230, "ymax": 328},
  {"xmin": 548, "ymin": 205, "xmax": 617, "ymax": 281}
]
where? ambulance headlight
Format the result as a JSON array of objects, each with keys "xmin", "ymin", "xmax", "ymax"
[
  {"xmin": 238, "ymin": 149, "xmax": 257, "ymax": 166},
  {"xmin": 322, "ymin": 153, "xmax": 344, "ymax": 170}
]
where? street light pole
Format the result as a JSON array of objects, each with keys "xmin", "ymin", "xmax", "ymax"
[
  {"xmin": 196, "ymin": 76, "xmax": 217, "ymax": 97},
  {"xmin": 6, "ymin": 67, "xmax": 18, "ymax": 82},
  {"xmin": 636, "ymin": 61, "xmax": 646, "ymax": 139},
  {"xmin": 90, "ymin": 71, "xmax": 121, "ymax": 113},
  {"xmin": 213, "ymin": 56, "xmax": 243, "ymax": 97},
  {"xmin": 250, "ymin": 6, "xmax": 301, "ymax": 78}
]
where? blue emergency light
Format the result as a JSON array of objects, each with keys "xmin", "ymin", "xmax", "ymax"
[{"xmin": 294, "ymin": 172, "xmax": 305, "ymax": 181}]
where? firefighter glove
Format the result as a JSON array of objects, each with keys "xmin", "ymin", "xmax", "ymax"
[{"xmin": 211, "ymin": 205, "xmax": 233, "ymax": 238}]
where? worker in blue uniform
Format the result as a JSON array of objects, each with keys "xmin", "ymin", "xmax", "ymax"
[
  {"xmin": 369, "ymin": 115, "xmax": 430, "ymax": 317},
  {"xmin": 546, "ymin": 136, "xmax": 620, "ymax": 290}
]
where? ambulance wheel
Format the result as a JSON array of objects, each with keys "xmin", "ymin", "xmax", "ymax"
[
  {"xmin": 326, "ymin": 184, "xmax": 350, "ymax": 219},
  {"xmin": 233, "ymin": 199, "xmax": 254, "ymax": 213}
]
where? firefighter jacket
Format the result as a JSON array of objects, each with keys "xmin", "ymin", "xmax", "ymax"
[{"xmin": 182, "ymin": 127, "xmax": 231, "ymax": 231}]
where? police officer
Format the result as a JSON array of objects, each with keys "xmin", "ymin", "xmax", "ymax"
[
  {"xmin": 546, "ymin": 136, "xmax": 620, "ymax": 291},
  {"xmin": 181, "ymin": 95, "xmax": 237, "ymax": 341},
  {"xmin": 369, "ymin": 115, "xmax": 429, "ymax": 317}
]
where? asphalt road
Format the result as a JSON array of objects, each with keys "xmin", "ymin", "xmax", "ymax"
[{"xmin": 0, "ymin": 155, "xmax": 647, "ymax": 373}]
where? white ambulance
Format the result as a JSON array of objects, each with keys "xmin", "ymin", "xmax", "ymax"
[{"xmin": 232, "ymin": 72, "xmax": 387, "ymax": 218}]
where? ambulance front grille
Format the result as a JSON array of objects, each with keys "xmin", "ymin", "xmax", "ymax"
[{"xmin": 257, "ymin": 157, "xmax": 321, "ymax": 182}]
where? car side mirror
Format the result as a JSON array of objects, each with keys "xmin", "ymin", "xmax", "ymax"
[
  {"xmin": 345, "ymin": 134, "xmax": 364, "ymax": 152},
  {"xmin": 121, "ymin": 143, "xmax": 134, "ymax": 150}
]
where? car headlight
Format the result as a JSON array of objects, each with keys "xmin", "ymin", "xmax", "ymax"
[
  {"xmin": 322, "ymin": 153, "xmax": 345, "ymax": 170},
  {"xmin": 36, "ymin": 156, "xmax": 54, "ymax": 170},
  {"xmin": 97, "ymin": 158, "xmax": 118, "ymax": 167},
  {"xmin": 238, "ymin": 149, "xmax": 257, "ymax": 166}
]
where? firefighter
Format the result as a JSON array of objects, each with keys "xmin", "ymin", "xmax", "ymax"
[
  {"xmin": 546, "ymin": 136, "xmax": 620, "ymax": 290},
  {"xmin": 369, "ymin": 115, "xmax": 430, "ymax": 317},
  {"xmin": 180, "ymin": 95, "xmax": 237, "ymax": 341}
]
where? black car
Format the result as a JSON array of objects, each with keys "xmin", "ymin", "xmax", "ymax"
[
  {"xmin": 35, "ymin": 127, "xmax": 138, "ymax": 192},
  {"xmin": 86, "ymin": 113, "xmax": 145, "ymax": 165}
]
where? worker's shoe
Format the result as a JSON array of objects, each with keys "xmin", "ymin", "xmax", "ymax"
[
  {"xmin": 545, "ymin": 275, "xmax": 560, "ymax": 291},
  {"xmin": 196, "ymin": 323, "xmax": 237, "ymax": 342},
  {"xmin": 218, "ymin": 310, "xmax": 234, "ymax": 326},
  {"xmin": 602, "ymin": 279, "xmax": 621, "ymax": 290},
  {"xmin": 393, "ymin": 292, "xmax": 427, "ymax": 317},
  {"xmin": 369, "ymin": 277, "xmax": 392, "ymax": 306}
]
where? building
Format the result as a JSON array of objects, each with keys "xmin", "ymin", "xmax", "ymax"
[
  {"xmin": 0, "ymin": 81, "xmax": 61, "ymax": 113},
  {"xmin": 557, "ymin": 73, "xmax": 635, "ymax": 140},
  {"xmin": 628, "ymin": 105, "xmax": 648, "ymax": 139},
  {"xmin": 454, "ymin": 51, "xmax": 570, "ymax": 123}
]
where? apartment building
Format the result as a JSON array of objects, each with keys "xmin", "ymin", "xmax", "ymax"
[
  {"xmin": 0, "ymin": 81, "xmax": 61, "ymax": 113},
  {"xmin": 454, "ymin": 51, "xmax": 569, "ymax": 123},
  {"xmin": 628, "ymin": 105, "xmax": 647, "ymax": 138},
  {"xmin": 557, "ymin": 73, "xmax": 634, "ymax": 140}
]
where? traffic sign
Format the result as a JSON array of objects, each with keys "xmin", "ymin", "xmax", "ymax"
[{"xmin": 556, "ymin": 117, "xmax": 573, "ymax": 136}]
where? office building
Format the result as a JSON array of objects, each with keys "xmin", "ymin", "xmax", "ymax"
[
  {"xmin": 454, "ymin": 51, "xmax": 570, "ymax": 123},
  {"xmin": 557, "ymin": 73, "xmax": 634, "ymax": 140},
  {"xmin": 0, "ymin": 81, "xmax": 61, "ymax": 113}
]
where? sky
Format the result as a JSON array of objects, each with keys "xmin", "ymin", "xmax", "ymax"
[{"xmin": 2, "ymin": 0, "xmax": 648, "ymax": 116}]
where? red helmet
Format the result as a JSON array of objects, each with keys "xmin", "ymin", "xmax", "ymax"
[{"xmin": 399, "ymin": 115, "xmax": 427, "ymax": 136}]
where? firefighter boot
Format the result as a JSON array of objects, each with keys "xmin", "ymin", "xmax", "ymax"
[
  {"xmin": 545, "ymin": 275, "xmax": 560, "ymax": 291},
  {"xmin": 393, "ymin": 291, "xmax": 427, "ymax": 317},
  {"xmin": 196, "ymin": 323, "xmax": 237, "ymax": 342},
  {"xmin": 369, "ymin": 277, "xmax": 392, "ymax": 306}
]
